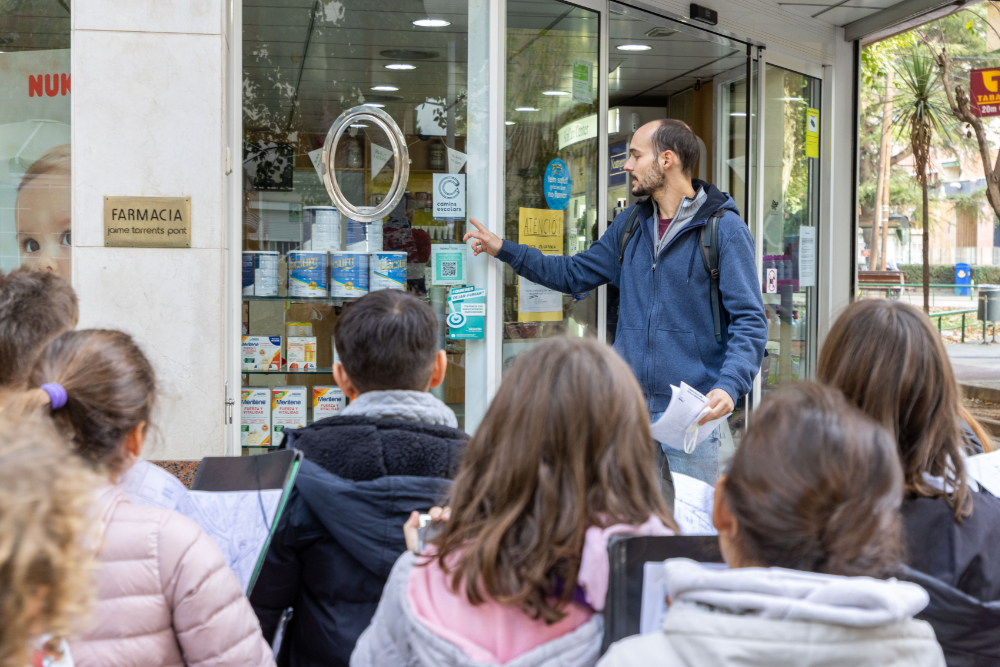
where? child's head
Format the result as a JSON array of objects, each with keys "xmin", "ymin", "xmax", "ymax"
[
  {"xmin": 15, "ymin": 145, "xmax": 71, "ymax": 284},
  {"xmin": 9, "ymin": 329, "xmax": 156, "ymax": 478},
  {"xmin": 0, "ymin": 416, "xmax": 95, "ymax": 667},
  {"xmin": 433, "ymin": 337, "xmax": 673, "ymax": 623},
  {"xmin": 0, "ymin": 268, "xmax": 78, "ymax": 391},
  {"xmin": 332, "ymin": 289, "xmax": 446, "ymax": 397},
  {"xmin": 817, "ymin": 299, "xmax": 969, "ymax": 520},
  {"xmin": 716, "ymin": 382, "xmax": 903, "ymax": 578}
]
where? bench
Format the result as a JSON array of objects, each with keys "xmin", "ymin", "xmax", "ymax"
[{"xmin": 857, "ymin": 270, "xmax": 905, "ymax": 299}]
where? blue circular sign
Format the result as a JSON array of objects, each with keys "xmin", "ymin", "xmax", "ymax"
[{"xmin": 543, "ymin": 159, "xmax": 571, "ymax": 211}]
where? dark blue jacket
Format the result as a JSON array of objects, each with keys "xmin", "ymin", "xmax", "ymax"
[
  {"xmin": 497, "ymin": 180, "xmax": 767, "ymax": 411},
  {"xmin": 249, "ymin": 415, "xmax": 466, "ymax": 667}
]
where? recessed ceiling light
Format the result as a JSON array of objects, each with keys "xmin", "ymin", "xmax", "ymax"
[
  {"xmin": 350, "ymin": 123, "xmax": 369, "ymax": 128},
  {"xmin": 515, "ymin": 106, "xmax": 539, "ymax": 112},
  {"xmin": 413, "ymin": 18, "xmax": 450, "ymax": 27},
  {"xmin": 364, "ymin": 102, "xmax": 386, "ymax": 108},
  {"xmin": 730, "ymin": 112, "xmax": 747, "ymax": 117},
  {"xmin": 617, "ymin": 44, "xmax": 652, "ymax": 51},
  {"xmin": 777, "ymin": 97, "xmax": 805, "ymax": 102},
  {"xmin": 542, "ymin": 90, "xmax": 570, "ymax": 96},
  {"xmin": 372, "ymin": 85, "xmax": 398, "ymax": 91},
  {"xmin": 505, "ymin": 121, "xmax": 515, "ymax": 125},
  {"xmin": 385, "ymin": 63, "xmax": 416, "ymax": 70}
]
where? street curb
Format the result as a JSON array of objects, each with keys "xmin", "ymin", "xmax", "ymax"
[{"xmin": 961, "ymin": 383, "xmax": 1000, "ymax": 405}]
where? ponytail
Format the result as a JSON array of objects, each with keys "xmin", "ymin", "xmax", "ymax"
[{"xmin": 9, "ymin": 330, "xmax": 156, "ymax": 474}]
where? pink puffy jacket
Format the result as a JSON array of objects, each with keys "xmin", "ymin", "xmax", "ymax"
[{"xmin": 69, "ymin": 484, "xmax": 275, "ymax": 667}]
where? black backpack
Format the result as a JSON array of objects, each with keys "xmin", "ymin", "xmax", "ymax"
[{"xmin": 617, "ymin": 204, "xmax": 727, "ymax": 343}]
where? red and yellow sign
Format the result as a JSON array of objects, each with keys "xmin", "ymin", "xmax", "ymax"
[{"xmin": 970, "ymin": 68, "xmax": 1000, "ymax": 117}]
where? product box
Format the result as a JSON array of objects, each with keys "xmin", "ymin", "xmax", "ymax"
[
  {"xmin": 287, "ymin": 336, "xmax": 317, "ymax": 370},
  {"xmin": 272, "ymin": 386, "xmax": 307, "ymax": 445},
  {"xmin": 241, "ymin": 387, "xmax": 271, "ymax": 448},
  {"xmin": 313, "ymin": 386, "xmax": 346, "ymax": 419},
  {"xmin": 242, "ymin": 336, "xmax": 282, "ymax": 371}
]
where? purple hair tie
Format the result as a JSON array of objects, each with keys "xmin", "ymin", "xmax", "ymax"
[{"xmin": 41, "ymin": 383, "xmax": 67, "ymax": 410}]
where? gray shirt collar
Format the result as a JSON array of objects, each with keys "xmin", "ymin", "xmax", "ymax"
[{"xmin": 650, "ymin": 186, "xmax": 707, "ymax": 256}]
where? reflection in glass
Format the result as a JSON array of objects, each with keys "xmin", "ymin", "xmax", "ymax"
[
  {"xmin": 760, "ymin": 65, "xmax": 820, "ymax": 395},
  {"xmin": 502, "ymin": 0, "xmax": 600, "ymax": 373}
]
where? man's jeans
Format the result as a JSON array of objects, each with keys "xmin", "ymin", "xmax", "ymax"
[{"xmin": 651, "ymin": 410, "xmax": 722, "ymax": 511}]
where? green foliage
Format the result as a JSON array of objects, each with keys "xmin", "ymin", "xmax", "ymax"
[
  {"xmin": 858, "ymin": 168, "xmax": 923, "ymax": 211},
  {"xmin": 861, "ymin": 34, "xmax": 918, "ymax": 86},
  {"xmin": 899, "ymin": 264, "xmax": 1000, "ymax": 284},
  {"xmin": 893, "ymin": 54, "xmax": 955, "ymax": 145}
]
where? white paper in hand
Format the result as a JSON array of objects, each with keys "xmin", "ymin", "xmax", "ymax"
[
  {"xmin": 650, "ymin": 382, "xmax": 730, "ymax": 452},
  {"xmin": 965, "ymin": 450, "xmax": 1000, "ymax": 497},
  {"xmin": 671, "ymin": 472, "xmax": 717, "ymax": 536}
]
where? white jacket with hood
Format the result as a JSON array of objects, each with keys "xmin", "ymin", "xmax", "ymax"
[{"xmin": 598, "ymin": 558, "xmax": 945, "ymax": 667}]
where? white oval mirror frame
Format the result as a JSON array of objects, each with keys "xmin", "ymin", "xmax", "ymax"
[{"xmin": 321, "ymin": 106, "xmax": 410, "ymax": 223}]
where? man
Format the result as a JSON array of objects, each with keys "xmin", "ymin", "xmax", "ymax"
[{"xmin": 463, "ymin": 119, "xmax": 766, "ymax": 495}]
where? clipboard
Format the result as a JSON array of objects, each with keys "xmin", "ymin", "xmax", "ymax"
[
  {"xmin": 192, "ymin": 449, "xmax": 303, "ymax": 595},
  {"xmin": 602, "ymin": 534, "xmax": 723, "ymax": 653}
]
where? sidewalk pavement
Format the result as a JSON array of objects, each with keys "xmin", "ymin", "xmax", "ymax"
[{"xmin": 948, "ymin": 341, "xmax": 1000, "ymax": 390}]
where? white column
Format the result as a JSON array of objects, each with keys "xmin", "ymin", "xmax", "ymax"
[{"xmin": 72, "ymin": 0, "xmax": 227, "ymax": 459}]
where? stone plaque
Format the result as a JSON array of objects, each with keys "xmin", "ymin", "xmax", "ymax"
[{"xmin": 104, "ymin": 196, "xmax": 191, "ymax": 248}]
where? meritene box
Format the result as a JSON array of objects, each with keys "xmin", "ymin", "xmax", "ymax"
[
  {"xmin": 242, "ymin": 336, "xmax": 282, "ymax": 371},
  {"xmin": 272, "ymin": 386, "xmax": 307, "ymax": 444},
  {"xmin": 314, "ymin": 386, "xmax": 346, "ymax": 418},
  {"xmin": 241, "ymin": 388, "xmax": 271, "ymax": 448}
]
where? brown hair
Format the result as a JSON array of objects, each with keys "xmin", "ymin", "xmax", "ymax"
[
  {"xmin": 652, "ymin": 119, "xmax": 700, "ymax": 175},
  {"xmin": 333, "ymin": 290, "xmax": 439, "ymax": 393},
  {"xmin": 724, "ymin": 382, "xmax": 903, "ymax": 577},
  {"xmin": 0, "ymin": 415, "xmax": 96, "ymax": 667},
  {"xmin": 818, "ymin": 299, "xmax": 971, "ymax": 521},
  {"xmin": 7, "ymin": 329, "xmax": 156, "ymax": 475},
  {"xmin": 17, "ymin": 144, "xmax": 70, "ymax": 192},
  {"xmin": 0, "ymin": 269, "xmax": 78, "ymax": 389},
  {"xmin": 431, "ymin": 337, "xmax": 674, "ymax": 623},
  {"xmin": 960, "ymin": 405, "xmax": 994, "ymax": 453}
]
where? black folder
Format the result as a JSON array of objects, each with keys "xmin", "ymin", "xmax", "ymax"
[
  {"xmin": 192, "ymin": 449, "xmax": 303, "ymax": 594},
  {"xmin": 602, "ymin": 535, "xmax": 723, "ymax": 653}
]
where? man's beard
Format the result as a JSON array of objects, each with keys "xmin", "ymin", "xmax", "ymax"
[{"xmin": 631, "ymin": 162, "xmax": 665, "ymax": 197}]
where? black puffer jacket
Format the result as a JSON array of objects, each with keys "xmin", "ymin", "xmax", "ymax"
[{"xmin": 250, "ymin": 415, "xmax": 467, "ymax": 667}]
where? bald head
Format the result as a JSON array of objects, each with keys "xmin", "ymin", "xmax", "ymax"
[{"xmin": 637, "ymin": 119, "xmax": 700, "ymax": 176}]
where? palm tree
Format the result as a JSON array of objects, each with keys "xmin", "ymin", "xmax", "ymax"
[{"xmin": 893, "ymin": 54, "xmax": 953, "ymax": 313}]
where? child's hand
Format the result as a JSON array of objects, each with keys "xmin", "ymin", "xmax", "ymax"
[{"xmin": 403, "ymin": 506, "xmax": 451, "ymax": 553}]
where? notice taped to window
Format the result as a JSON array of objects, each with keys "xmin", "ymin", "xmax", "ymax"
[
  {"xmin": 517, "ymin": 207, "xmax": 564, "ymax": 322},
  {"xmin": 104, "ymin": 196, "xmax": 191, "ymax": 248}
]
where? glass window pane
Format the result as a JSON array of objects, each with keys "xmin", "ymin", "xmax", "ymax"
[
  {"xmin": 502, "ymin": 0, "xmax": 599, "ymax": 373},
  {"xmin": 0, "ymin": 2, "xmax": 72, "ymax": 281},
  {"xmin": 761, "ymin": 64, "xmax": 820, "ymax": 395},
  {"xmin": 242, "ymin": 0, "xmax": 489, "ymax": 445}
]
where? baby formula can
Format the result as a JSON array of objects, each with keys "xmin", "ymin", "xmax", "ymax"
[
  {"xmin": 304, "ymin": 206, "xmax": 341, "ymax": 251},
  {"xmin": 329, "ymin": 251, "xmax": 369, "ymax": 298},
  {"xmin": 242, "ymin": 251, "xmax": 279, "ymax": 296},
  {"xmin": 287, "ymin": 251, "xmax": 329, "ymax": 297},
  {"xmin": 346, "ymin": 218, "xmax": 383, "ymax": 252},
  {"xmin": 369, "ymin": 252, "xmax": 407, "ymax": 291}
]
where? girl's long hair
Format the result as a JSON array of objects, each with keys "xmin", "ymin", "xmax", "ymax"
[
  {"xmin": 431, "ymin": 336, "xmax": 674, "ymax": 623},
  {"xmin": 818, "ymin": 299, "xmax": 970, "ymax": 521}
]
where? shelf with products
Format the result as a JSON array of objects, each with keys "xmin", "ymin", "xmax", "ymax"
[{"xmin": 243, "ymin": 367, "xmax": 335, "ymax": 375}]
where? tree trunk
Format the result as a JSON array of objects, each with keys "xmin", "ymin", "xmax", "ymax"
[
  {"xmin": 922, "ymin": 177, "xmax": 930, "ymax": 313},
  {"xmin": 873, "ymin": 68, "xmax": 895, "ymax": 271}
]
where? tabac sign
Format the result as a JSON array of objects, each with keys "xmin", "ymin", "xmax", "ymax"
[
  {"xmin": 103, "ymin": 196, "xmax": 191, "ymax": 247},
  {"xmin": 970, "ymin": 68, "xmax": 1000, "ymax": 117}
]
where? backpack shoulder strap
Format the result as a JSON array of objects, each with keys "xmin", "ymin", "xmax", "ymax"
[
  {"xmin": 617, "ymin": 205, "xmax": 642, "ymax": 265},
  {"xmin": 700, "ymin": 209, "xmax": 726, "ymax": 343}
]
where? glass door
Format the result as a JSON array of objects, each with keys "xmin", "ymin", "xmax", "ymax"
[
  {"xmin": 759, "ymin": 64, "xmax": 821, "ymax": 395},
  {"xmin": 501, "ymin": 0, "xmax": 603, "ymax": 372}
]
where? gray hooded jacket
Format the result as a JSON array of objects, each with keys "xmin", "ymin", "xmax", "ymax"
[{"xmin": 350, "ymin": 552, "xmax": 604, "ymax": 667}]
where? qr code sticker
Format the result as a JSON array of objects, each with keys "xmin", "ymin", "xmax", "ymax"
[{"xmin": 441, "ymin": 261, "xmax": 458, "ymax": 278}]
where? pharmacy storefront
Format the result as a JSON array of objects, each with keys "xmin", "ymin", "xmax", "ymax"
[{"xmin": 5, "ymin": 0, "xmax": 863, "ymax": 459}]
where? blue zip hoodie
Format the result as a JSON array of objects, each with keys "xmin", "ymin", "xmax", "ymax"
[{"xmin": 496, "ymin": 179, "xmax": 767, "ymax": 413}]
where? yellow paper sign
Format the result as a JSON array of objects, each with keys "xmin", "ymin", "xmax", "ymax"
[
  {"xmin": 805, "ymin": 108, "xmax": 819, "ymax": 159},
  {"xmin": 518, "ymin": 207, "xmax": 564, "ymax": 322}
]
